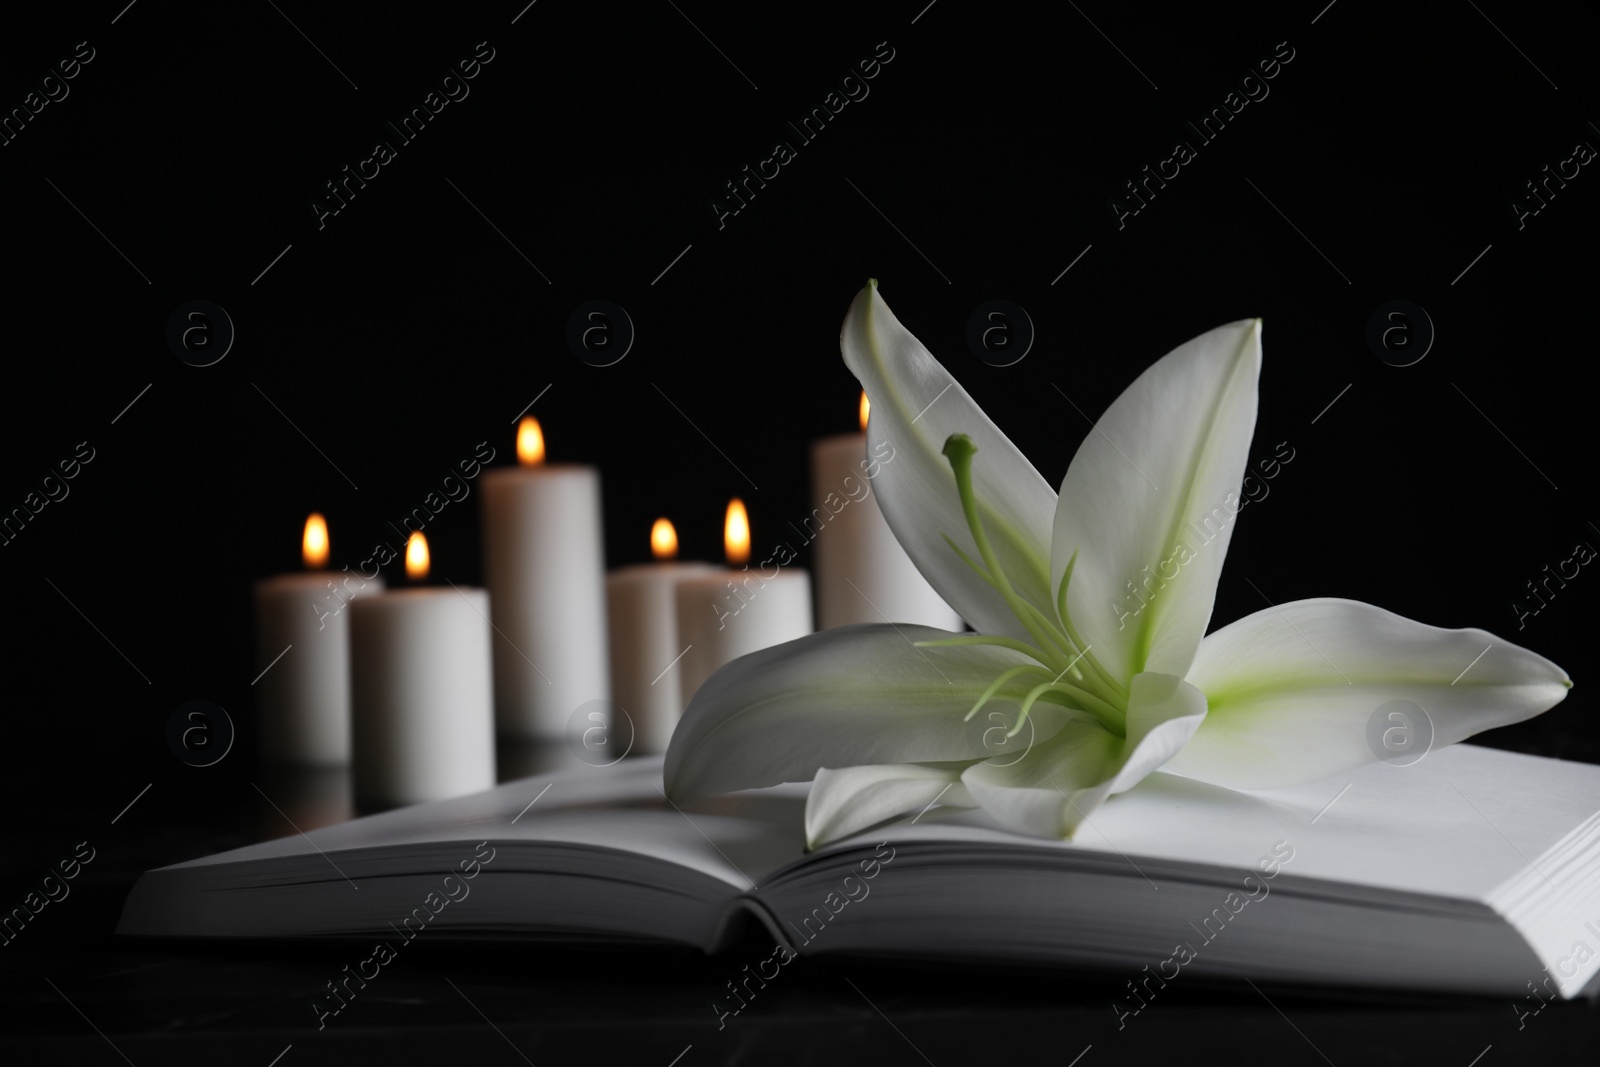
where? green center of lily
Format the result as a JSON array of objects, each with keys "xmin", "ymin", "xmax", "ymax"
[{"xmin": 914, "ymin": 433, "xmax": 1130, "ymax": 740}]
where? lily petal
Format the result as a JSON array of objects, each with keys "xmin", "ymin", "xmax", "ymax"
[
  {"xmin": 961, "ymin": 672, "xmax": 1208, "ymax": 837},
  {"xmin": 664, "ymin": 623, "xmax": 1068, "ymax": 800},
  {"xmin": 805, "ymin": 762, "xmax": 977, "ymax": 850},
  {"xmin": 1108, "ymin": 671, "xmax": 1214, "ymax": 792},
  {"xmin": 1165, "ymin": 598, "xmax": 1573, "ymax": 790},
  {"xmin": 842, "ymin": 282, "xmax": 1057, "ymax": 642},
  {"xmin": 959, "ymin": 723, "xmax": 1119, "ymax": 838},
  {"xmin": 1053, "ymin": 320, "xmax": 1261, "ymax": 686}
]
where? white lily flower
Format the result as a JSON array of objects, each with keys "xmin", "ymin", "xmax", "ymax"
[{"xmin": 664, "ymin": 281, "xmax": 1571, "ymax": 849}]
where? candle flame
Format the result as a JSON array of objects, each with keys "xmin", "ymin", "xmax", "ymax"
[
  {"xmin": 651, "ymin": 518, "xmax": 678, "ymax": 560},
  {"xmin": 724, "ymin": 499, "xmax": 750, "ymax": 565},
  {"xmin": 302, "ymin": 512, "xmax": 329, "ymax": 569},
  {"xmin": 405, "ymin": 531, "xmax": 430, "ymax": 580},
  {"xmin": 859, "ymin": 390, "xmax": 870, "ymax": 433},
  {"xmin": 517, "ymin": 417, "xmax": 545, "ymax": 466}
]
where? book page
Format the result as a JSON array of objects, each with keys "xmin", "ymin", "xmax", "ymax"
[
  {"xmin": 857, "ymin": 744, "xmax": 1600, "ymax": 905},
  {"xmin": 164, "ymin": 759, "xmax": 809, "ymax": 891}
]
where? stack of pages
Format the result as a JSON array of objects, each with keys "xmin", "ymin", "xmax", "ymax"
[{"xmin": 118, "ymin": 744, "xmax": 1600, "ymax": 997}]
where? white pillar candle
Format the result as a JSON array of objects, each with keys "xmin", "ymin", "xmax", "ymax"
[
  {"xmin": 350, "ymin": 534, "xmax": 496, "ymax": 808},
  {"xmin": 480, "ymin": 418, "xmax": 610, "ymax": 740},
  {"xmin": 675, "ymin": 500, "xmax": 814, "ymax": 706},
  {"xmin": 607, "ymin": 519, "xmax": 717, "ymax": 754},
  {"xmin": 810, "ymin": 393, "xmax": 963, "ymax": 631},
  {"xmin": 253, "ymin": 513, "xmax": 385, "ymax": 765}
]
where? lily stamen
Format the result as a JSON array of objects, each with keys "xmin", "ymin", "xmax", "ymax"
[
  {"xmin": 1013, "ymin": 681, "xmax": 1125, "ymax": 738},
  {"xmin": 941, "ymin": 432, "xmax": 1129, "ymax": 728},
  {"xmin": 964, "ymin": 664, "xmax": 1056, "ymax": 722},
  {"xmin": 1055, "ymin": 551, "xmax": 1126, "ymax": 700},
  {"xmin": 941, "ymin": 434, "xmax": 1070, "ymax": 673}
]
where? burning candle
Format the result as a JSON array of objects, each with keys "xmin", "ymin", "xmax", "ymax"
[
  {"xmin": 480, "ymin": 417, "xmax": 610, "ymax": 739},
  {"xmin": 674, "ymin": 499, "xmax": 813, "ymax": 706},
  {"xmin": 253, "ymin": 513, "xmax": 384, "ymax": 764},
  {"xmin": 349, "ymin": 532, "xmax": 496, "ymax": 808},
  {"xmin": 810, "ymin": 391, "xmax": 962, "ymax": 630},
  {"xmin": 606, "ymin": 519, "xmax": 717, "ymax": 754}
]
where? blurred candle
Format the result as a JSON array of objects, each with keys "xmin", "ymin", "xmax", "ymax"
[
  {"xmin": 810, "ymin": 391, "xmax": 962, "ymax": 630},
  {"xmin": 606, "ymin": 519, "xmax": 716, "ymax": 754},
  {"xmin": 480, "ymin": 417, "xmax": 610, "ymax": 739},
  {"xmin": 253, "ymin": 513, "xmax": 384, "ymax": 764},
  {"xmin": 350, "ymin": 533, "xmax": 496, "ymax": 808},
  {"xmin": 675, "ymin": 499, "xmax": 812, "ymax": 706}
]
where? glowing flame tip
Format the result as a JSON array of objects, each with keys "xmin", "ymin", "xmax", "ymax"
[
  {"xmin": 650, "ymin": 518, "xmax": 679, "ymax": 560},
  {"xmin": 724, "ymin": 499, "xmax": 750, "ymax": 565},
  {"xmin": 405, "ymin": 531, "xmax": 430, "ymax": 580},
  {"xmin": 302, "ymin": 512, "xmax": 329, "ymax": 569},
  {"xmin": 517, "ymin": 417, "xmax": 545, "ymax": 466}
]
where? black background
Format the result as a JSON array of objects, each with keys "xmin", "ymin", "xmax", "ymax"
[{"xmin": 2, "ymin": 0, "xmax": 1596, "ymax": 1061}]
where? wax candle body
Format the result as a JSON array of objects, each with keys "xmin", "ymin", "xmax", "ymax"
[
  {"xmin": 349, "ymin": 588, "xmax": 496, "ymax": 808},
  {"xmin": 480, "ymin": 464, "xmax": 610, "ymax": 739},
  {"xmin": 607, "ymin": 561, "xmax": 717, "ymax": 753},
  {"xmin": 675, "ymin": 567, "xmax": 813, "ymax": 705},
  {"xmin": 254, "ymin": 571, "xmax": 385, "ymax": 764},
  {"xmin": 810, "ymin": 432, "xmax": 963, "ymax": 631}
]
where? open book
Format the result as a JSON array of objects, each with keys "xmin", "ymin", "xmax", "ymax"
[{"xmin": 118, "ymin": 743, "xmax": 1600, "ymax": 1000}]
